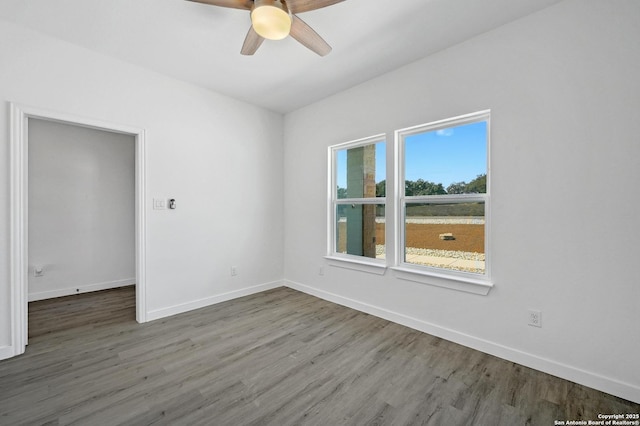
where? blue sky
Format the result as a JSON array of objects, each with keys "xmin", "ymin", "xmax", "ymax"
[
  {"xmin": 336, "ymin": 120, "xmax": 486, "ymax": 190},
  {"xmin": 405, "ymin": 121, "xmax": 487, "ymax": 187}
]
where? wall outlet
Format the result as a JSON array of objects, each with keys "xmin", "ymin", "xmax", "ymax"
[
  {"xmin": 230, "ymin": 266, "xmax": 237, "ymax": 276},
  {"xmin": 319, "ymin": 266, "xmax": 324, "ymax": 276},
  {"xmin": 34, "ymin": 266, "xmax": 43, "ymax": 277},
  {"xmin": 528, "ymin": 309, "xmax": 542, "ymax": 327}
]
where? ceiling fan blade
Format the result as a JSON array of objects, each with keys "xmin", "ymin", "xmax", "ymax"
[
  {"xmin": 286, "ymin": 0, "xmax": 345, "ymax": 14},
  {"xmin": 185, "ymin": 0, "xmax": 252, "ymax": 10},
  {"xmin": 289, "ymin": 14, "xmax": 332, "ymax": 56},
  {"xmin": 241, "ymin": 26, "xmax": 265, "ymax": 55}
]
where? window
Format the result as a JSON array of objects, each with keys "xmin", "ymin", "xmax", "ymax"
[
  {"xmin": 326, "ymin": 111, "xmax": 491, "ymax": 291},
  {"xmin": 328, "ymin": 135, "xmax": 386, "ymax": 266},
  {"xmin": 398, "ymin": 110, "xmax": 490, "ymax": 280}
]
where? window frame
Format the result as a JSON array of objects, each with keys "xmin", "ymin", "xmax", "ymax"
[
  {"xmin": 394, "ymin": 110, "xmax": 492, "ymax": 292},
  {"xmin": 326, "ymin": 134, "xmax": 387, "ymax": 273}
]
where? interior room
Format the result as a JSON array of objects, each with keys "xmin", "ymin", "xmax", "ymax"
[{"xmin": 1, "ymin": 0, "xmax": 638, "ymax": 423}]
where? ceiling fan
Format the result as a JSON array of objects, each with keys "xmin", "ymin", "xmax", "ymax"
[{"xmin": 186, "ymin": 0, "xmax": 345, "ymax": 56}]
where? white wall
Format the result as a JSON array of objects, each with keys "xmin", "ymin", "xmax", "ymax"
[
  {"xmin": 283, "ymin": 0, "xmax": 640, "ymax": 403},
  {"xmin": 28, "ymin": 119, "xmax": 135, "ymax": 300},
  {"xmin": 0, "ymin": 18, "xmax": 284, "ymax": 354},
  {"xmin": 2, "ymin": 0, "xmax": 638, "ymax": 404}
]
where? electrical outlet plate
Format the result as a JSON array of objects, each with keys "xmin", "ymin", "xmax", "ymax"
[
  {"xmin": 230, "ymin": 266, "xmax": 237, "ymax": 276},
  {"xmin": 528, "ymin": 309, "xmax": 542, "ymax": 327}
]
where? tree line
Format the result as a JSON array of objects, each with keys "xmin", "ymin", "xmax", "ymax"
[
  {"xmin": 375, "ymin": 174, "xmax": 486, "ymax": 196},
  {"xmin": 338, "ymin": 174, "xmax": 486, "ymax": 197}
]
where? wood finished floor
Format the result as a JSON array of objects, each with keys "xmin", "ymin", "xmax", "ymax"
[{"xmin": 1, "ymin": 286, "xmax": 637, "ymax": 425}]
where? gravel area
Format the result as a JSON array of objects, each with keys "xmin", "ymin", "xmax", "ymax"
[
  {"xmin": 375, "ymin": 245, "xmax": 484, "ymax": 273},
  {"xmin": 405, "ymin": 247, "xmax": 485, "ymax": 260},
  {"xmin": 374, "ymin": 217, "xmax": 485, "ymax": 225},
  {"xmin": 376, "ymin": 245, "xmax": 485, "ymax": 261}
]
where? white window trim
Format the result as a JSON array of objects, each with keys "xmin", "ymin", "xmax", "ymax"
[
  {"xmin": 324, "ymin": 255, "xmax": 387, "ymax": 275},
  {"xmin": 327, "ymin": 134, "xmax": 387, "ymax": 273},
  {"xmin": 394, "ymin": 110, "xmax": 493, "ymax": 294}
]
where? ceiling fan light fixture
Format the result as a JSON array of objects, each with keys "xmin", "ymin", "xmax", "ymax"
[{"xmin": 251, "ymin": 0, "xmax": 291, "ymax": 41}]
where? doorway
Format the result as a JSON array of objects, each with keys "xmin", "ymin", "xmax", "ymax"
[
  {"xmin": 9, "ymin": 103, "xmax": 147, "ymax": 357},
  {"xmin": 28, "ymin": 118, "xmax": 135, "ymax": 304}
]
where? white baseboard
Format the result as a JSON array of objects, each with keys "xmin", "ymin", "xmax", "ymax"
[
  {"xmin": 28, "ymin": 278, "xmax": 136, "ymax": 302},
  {"xmin": 146, "ymin": 280, "xmax": 284, "ymax": 322},
  {"xmin": 0, "ymin": 345, "xmax": 17, "ymax": 361},
  {"xmin": 284, "ymin": 279, "xmax": 640, "ymax": 404}
]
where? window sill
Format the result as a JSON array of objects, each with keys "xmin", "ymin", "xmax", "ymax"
[
  {"xmin": 390, "ymin": 266, "xmax": 493, "ymax": 295},
  {"xmin": 324, "ymin": 256, "xmax": 387, "ymax": 275}
]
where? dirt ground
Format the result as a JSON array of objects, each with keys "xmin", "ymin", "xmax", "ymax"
[
  {"xmin": 338, "ymin": 223, "xmax": 484, "ymax": 254},
  {"xmin": 376, "ymin": 223, "xmax": 484, "ymax": 253}
]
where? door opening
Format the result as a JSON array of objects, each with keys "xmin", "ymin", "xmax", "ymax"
[
  {"xmin": 9, "ymin": 103, "xmax": 147, "ymax": 358},
  {"xmin": 28, "ymin": 118, "xmax": 135, "ymax": 305}
]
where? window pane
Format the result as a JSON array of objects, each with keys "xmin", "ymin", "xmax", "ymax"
[
  {"xmin": 337, "ymin": 142, "xmax": 385, "ymax": 199},
  {"xmin": 336, "ymin": 204, "xmax": 385, "ymax": 259},
  {"xmin": 405, "ymin": 202, "xmax": 485, "ymax": 273},
  {"xmin": 405, "ymin": 121, "xmax": 486, "ymax": 196}
]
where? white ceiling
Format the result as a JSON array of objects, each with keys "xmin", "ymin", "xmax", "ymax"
[{"xmin": 0, "ymin": 0, "xmax": 563, "ymax": 113}]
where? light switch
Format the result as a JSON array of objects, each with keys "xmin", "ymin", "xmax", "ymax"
[{"xmin": 153, "ymin": 198, "xmax": 167, "ymax": 210}]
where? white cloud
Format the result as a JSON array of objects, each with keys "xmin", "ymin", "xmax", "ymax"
[{"xmin": 436, "ymin": 128, "xmax": 454, "ymax": 137}]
